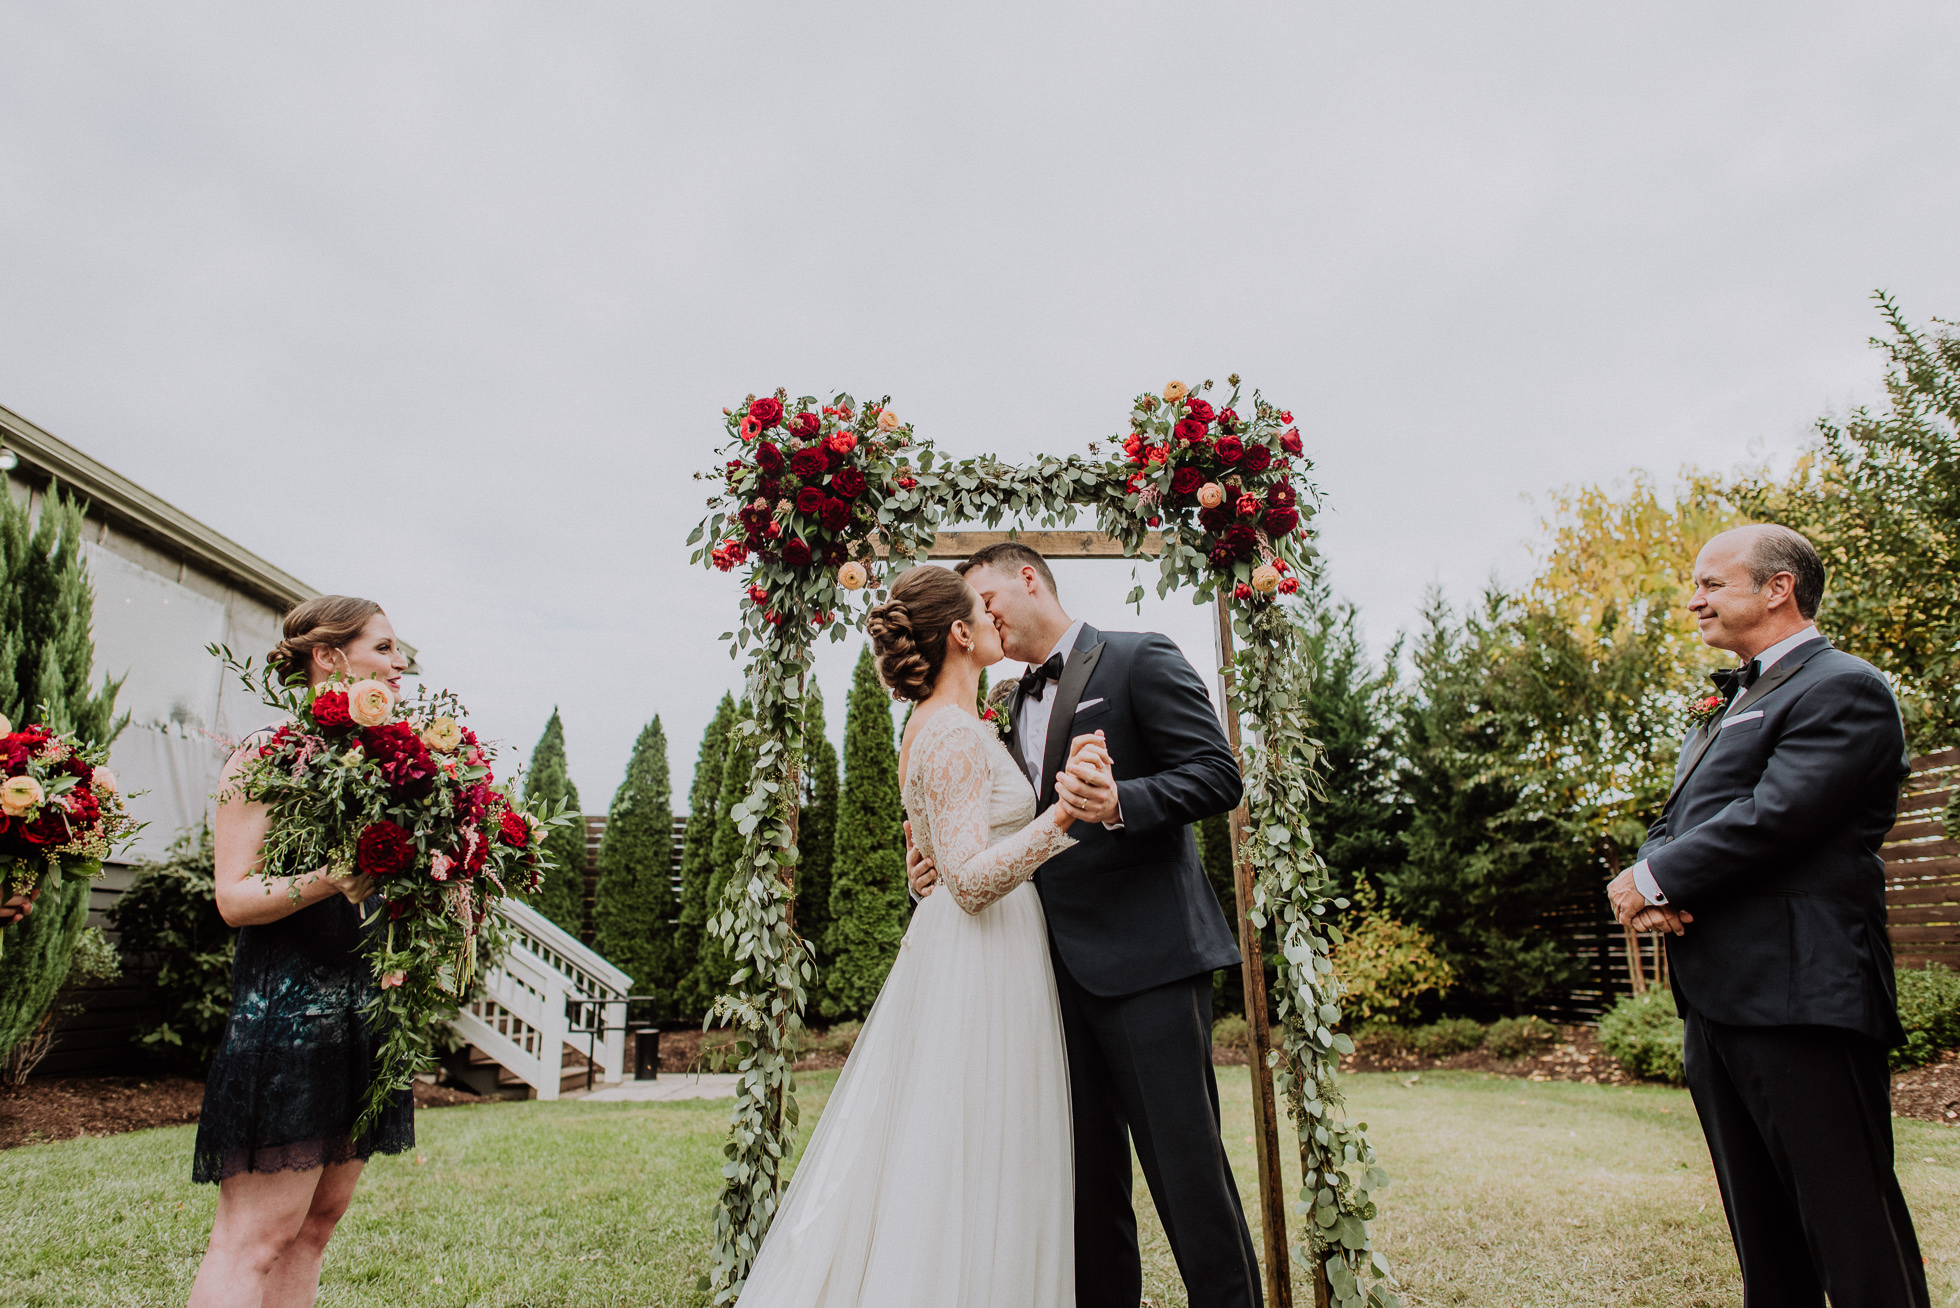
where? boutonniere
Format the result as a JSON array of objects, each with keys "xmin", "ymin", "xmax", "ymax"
[
  {"xmin": 980, "ymin": 704, "xmax": 1012, "ymax": 744},
  {"xmin": 1686, "ymin": 692, "xmax": 1725, "ymax": 729}
]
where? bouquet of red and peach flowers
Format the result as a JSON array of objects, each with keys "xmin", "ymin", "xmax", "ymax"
[
  {"xmin": 1, "ymin": 713, "xmax": 140, "ymax": 949},
  {"xmin": 216, "ymin": 649, "xmax": 577, "ymax": 1133}
]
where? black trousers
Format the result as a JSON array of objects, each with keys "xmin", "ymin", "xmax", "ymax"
[
  {"xmin": 1054, "ymin": 962, "xmax": 1262, "ymax": 1308},
  {"xmin": 1683, "ymin": 1007, "xmax": 1929, "ymax": 1307}
]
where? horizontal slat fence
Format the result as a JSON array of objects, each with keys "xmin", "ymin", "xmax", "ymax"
[{"xmin": 1886, "ymin": 748, "xmax": 1959, "ymax": 971}]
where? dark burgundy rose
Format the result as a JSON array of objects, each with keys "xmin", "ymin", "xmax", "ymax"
[
  {"xmin": 1199, "ymin": 504, "xmax": 1234, "ymax": 533},
  {"xmin": 311, "ymin": 689, "xmax": 353, "ymax": 733},
  {"xmin": 1224, "ymin": 524, "xmax": 1259, "ymax": 558},
  {"xmin": 1185, "ymin": 398, "xmax": 1215, "ymax": 424},
  {"xmin": 757, "ymin": 475, "xmax": 783, "ymax": 502},
  {"xmin": 1264, "ymin": 506, "xmax": 1301, "ymax": 536},
  {"xmin": 789, "ymin": 448, "xmax": 828, "ymax": 481},
  {"xmin": 820, "ymin": 498, "xmax": 851, "ymax": 531},
  {"xmin": 755, "ymin": 441, "xmax": 785, "ymax": 472},
  {"xmin": 498, "ymin": 809, "xmax": 531, "ymax": 849},
  {"xmin": 20, "ymin": 806, "xmax": 71, "ymax": 845},
  {"xmin": 1280, "ymin": 426, "xmax": 1303, "ymax": 455},
  {"xmin": 1267, "ymin": 481, "xmax": 1298, "ymax": 509},
  {"xmin": 1213, "ymin": 435, "xmax": 1245, "ymax": 464},
  {"xmin": 356, "ymin": 821, "xmax": 416, "ymax": 878},
  {"xmin": 748, "ymin": 397, "xmax": 784, "ymax": 428},
  {"xmin": 360, "ymin": 722, "xmax": 438, "ymax": 799},
  {"xmin": 829, "ymin": 466, "xmax": 867, "ymax": 499},
  {"xmin": 790, "ymin": 411, "xmax": 821, "ymax": 439},
  {"xmin": 62, "ymin": 754, "xmax": 94, "ymax": 783},
  {"xmin": 63, "ymin": 788, "xmax": 100, "ymax": 828},
  {"xmin": 796, "ymin": 487, "xmax": 826, "ymax": 515},
  {"xmin": 1217, "ymin": 407, "xmax": 1239, "ymax": 433},
  {"xmin": 1239, "ymin": 444, "xmax": 1272, "ymax": 474},
  {"xmin": 1170, "ymin": 466, "xmax": 1204, "ymax": 497},
  {"xmin": 1173, "ymin": 418, "xmax": 1209, "ymax": 444},
  {"xmin": 782, "ymin": 537, "xmax": 813, "ymax": 567}
]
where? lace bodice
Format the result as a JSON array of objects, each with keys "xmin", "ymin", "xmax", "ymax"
[{"xmin": 902, "ymin": 709, "xmax": 1077, "ymax": 915}]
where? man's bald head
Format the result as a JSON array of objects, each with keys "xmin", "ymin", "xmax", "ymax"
[{"xmin": 1705, "ymin": 524, "xmax": 1827, "ymax": 620}]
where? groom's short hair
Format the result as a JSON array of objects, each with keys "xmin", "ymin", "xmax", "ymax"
[
  {"xmin": 957, "ymin": 541, "xmax": 1058, "ymax": 598},
  {"xmin": 1743, "ymin": 524, "xmax": 1827, "ymax": 619}
]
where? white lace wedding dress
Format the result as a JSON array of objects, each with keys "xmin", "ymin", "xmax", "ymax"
[{"xmin": 738, "ymin": 708, "xmax": 1078, "ymax": 1307}]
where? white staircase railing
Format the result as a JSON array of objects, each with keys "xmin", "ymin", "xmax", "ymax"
[{"xmin": 450, "ymin": 899, "xmax": 635, "ymax": 1101}]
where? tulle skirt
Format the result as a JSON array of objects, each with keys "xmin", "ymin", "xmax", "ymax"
[{"xmin": 739, "ymin": 880, "xmax": 1074, "ymax": 1307}]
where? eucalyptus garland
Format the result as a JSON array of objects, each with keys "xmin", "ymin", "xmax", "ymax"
[{"xmin": 691, "ymin": 380, "xmax": 1394, "ymax": 1307}]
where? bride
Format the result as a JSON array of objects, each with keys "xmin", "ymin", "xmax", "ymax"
[{"xmin": 738, "ymin": 564, "xmax": 1111, "ymax": 1307}]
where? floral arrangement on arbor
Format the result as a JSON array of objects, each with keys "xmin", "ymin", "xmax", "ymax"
[
  {"xmin": 0, "ymin": 714, "xmax": 139, "ymax": 942},
  {"xmin": 216, "ymin": 651, "xmax": 578, "ymax": 1133},
  {"xmin": 689, "ymin": 381, "xmax": 1394, "ymax": 1308}
]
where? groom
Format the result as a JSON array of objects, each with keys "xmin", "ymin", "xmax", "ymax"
[{"xmin": 908, "ymin": 541, "xmax": 1261, "ymax": 1308}]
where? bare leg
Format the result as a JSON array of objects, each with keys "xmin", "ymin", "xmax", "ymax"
[
  {"xmin": 263, "ymin": 1160, "xmax": 366, "ymax": 1308},
  {"xmin": 188, "ymin": 1167, "xmax": 325, "ymax": 1308}
]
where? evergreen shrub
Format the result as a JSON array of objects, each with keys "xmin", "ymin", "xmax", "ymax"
[
  {"xmin": 1483, "ymin": 1014, "xmax": 1558, "ymax": 1059},
  {"xmin": 109, "ymin": 825, "xmax": 235, "ymax": 1070},
  {"xmin": 592, "ymin": 717, "xmax": 674, "ymax": 997},
  {"xmin": 523, "ymin": 709, "xmax": 585, "ymax": 936},
  {"xmin": 821, "ymin": 647, "xmax": 907, "ymax": 1021},
  {"xmin": 672, "ymin": 696, "xmax": 734, "ymax": 1020},
  {"xmin": 1596, "ymin": 990, "xmax": 1685, "ymax": 1084},
  {"xmin": 1892, "ymin": 963, "xmax": 1960, "ymax": 1071}
]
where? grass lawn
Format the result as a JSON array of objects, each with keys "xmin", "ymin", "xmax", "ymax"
[{"xmin": 1, "ymin": 1069, "xmax": 1954, "ymax": 1307}]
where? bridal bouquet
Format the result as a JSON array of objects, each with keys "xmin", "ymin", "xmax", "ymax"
[
  {"xmin": 216, "ymin": 650, "xmax": 577, "ymax": 1133},
  {"xmin": 692, "ymin": 391, "xmax": 927, "ymax": 640},
  {"xmin": 0, "ymin": 714, "xmax": 139, "ymax": 949},
  {"xmin": 1113, "ymin": 378, "xmax": 1310, "ymax": 604}
]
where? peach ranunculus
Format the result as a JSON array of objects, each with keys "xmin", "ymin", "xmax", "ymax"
[
  {"xmin": 1163, "ymin": 380, "xmax": 1190, "ymax": 403},
  {"xmin": 0, "ymin": 713, "xmax": 11, "ymax": 735},
  {"xmin": 1197, "ymin": 482, "xmax": 1226, "ymax": 509},
  {"xmin": 838, "ymin": 561, "xmax": 868, "ymax": 591},
  {"xmin": 91, "ymin": 768, "xmax": 119, "ymax": 795},
  {"xmin": 421, "ymin": 716, "xmax": 463, "ymax": 754},
  {"xmin": 1251, "ymin": 564, "xmax": 1282, "ymax": 594},
  {"xmin": 876, "ymin": 408, "xmax": 901, "ymax": 433},
  {"xmin": 347, "ymin": 680, "xmax": 394, "ymax": 728},
  {"xmin": 0, "ymin": 775, "xmax": 45, "ymax": 817}
]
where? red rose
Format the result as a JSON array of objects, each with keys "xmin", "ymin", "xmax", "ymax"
[
  {"xmin": 825, "ymin": 431, "xmax": 858, "ymax": 457},
  {"xmin": 755, "ymin": 441, "xmax": 785, "ymax": 472},
  {"xmin": 820, "ymin": 498, "xmax": 851, "ymax": 531},
  {"xmin": 1280, "ymin": 427, "xmax": 1303, "ymax": 455},
  {"xmin": 1185, "ymin": 398, "xmax": 1215, "ymax": 424},
  {"xmin": 312, "ymin": 690, "xmax": 353, "ymax": 732},
  {"xmin": 748, "ymin": 585, "xmax": 770, "ymax": 605},
  {"xmin": 790, "ymin": 411, "xmax": 821, "ymax": 439},
  {"xmin": 796, "ymin": 487, "xmax": 827, "ymax": 515},
  {"xmin": 1122, "ymin": 433, "xmax": 1144, "ymax": 463},
  {"xmin": 1279, "ymin": 410, "xmax": 1294, "ymax": 424},
  {"xmin": 21, "ymin": 806, "xmax": 71, "ymax": 845},
  {"xmin": 748, "ymin": 397, "xmax": 784, "ymax": 428},
  {"xmin": 360, "ymin": 722, "xmax": 438, "ymax": 799},
  {"xmin": 1199, "ymin": 504, "xmax": 1234, "ymax": 532},
  {"xmin": 1217, "ymin": 407, "xmax": 1239, "ymax": 432},
  {"xmin": 356, "ymin": 821, "xmax": 416, "ymax": 878},
  {"xmin": 1263, "ymin": 506, "xmax": 1300, "ymax": 537},
  {"xmin": 1223, "ymin": 524, "xmax": 1258, "ymax": 558},
  {"xmin": 498, "ymin": 809, "xmax": 531, "ymax": 849},
  {"xmin": 789, "ymin": 448, "xmax": 828, "ymax": 481},
  {"xmin": 1214, "ymin": 435, "xmax": 1245, "ymax": 464},
  {"xmin": 62, "ymin": 754, "xmax": 93, "ymax": 783},
  {"xmin": 829, "ymin": 467, "xmax": 867, "ymax": 500},
  {"xmin": 1239, "ymin": 445, "xmax": 1272, "ymax": 474},
  {"xmin": 783, "ymin": 537, "xmax": 813, "ymax": 567},
  {"xmin": 63, "ymin": 789, "xmax": 100, "ymax": 828},
  {"xmin": 1235, "ymin": 493, "xmax": 1262, "ymax": 519},
  {"xmin": 1267, "ymin": 481, "xmax": 1298, "ymax": 509},
  {"xmin": 1170, "ymin": 466, "xmax": 1204, "ymax": 496},
  {"xmin": 1145, "ymin": 445, "xmax": 1169, "ymax": 465},
  {"xmin": 1173, "ymin": 418, "xmax": 1209, "ymax": 443}
]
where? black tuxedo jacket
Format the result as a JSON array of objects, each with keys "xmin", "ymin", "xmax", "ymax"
[
  {"xmin": 1009, "ymin": 623, "xmax": 1244, "ymax": 998},
  {"xmin": 1640, "ymin": 637, "xmax": 1911, "ymax": 1045}
]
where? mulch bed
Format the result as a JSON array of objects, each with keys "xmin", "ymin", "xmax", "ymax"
[
  {"xmin": 1891, "ymin": 1047, "xmax": 1960, "ymax": 1127},
  {"xmin": 1333, "ymin": 1023, "xmax": 1641, "ymax": 1087}
]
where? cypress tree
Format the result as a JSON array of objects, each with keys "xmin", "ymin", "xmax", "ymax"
[
  {"xmin": 0, "ymin": 486, "xmax": 125, "ymax": 1059},
  {"xmin": 796, "ymin": 684, "xmax": 840, "ymax": 1004},
  {"xmin": 673, "ymin": 696, "xmax": 735, "ymax": 1020},
  {"xmin": 821, "ymin": 646, "xmax": 908, "ymax": 1020},
  {"xmin": 523, "ymin": 709, "xmax": 585, "ymax": 936},
  {"xmin": 689, "ymin": 705, "xmax": 758, "ymax": 1017},
  {"xmin": 592, "ymin": 716, "xmax": 674, "ymax": 998}
]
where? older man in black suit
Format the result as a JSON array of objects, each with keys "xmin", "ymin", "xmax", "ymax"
[
  {"xmin": 908, "ymin": 541, "xmax": 1260, "ymax": 1308},
  {"xmin": 1606, "ymin": 523, "xmax": 1928, "ymax": 1306}
]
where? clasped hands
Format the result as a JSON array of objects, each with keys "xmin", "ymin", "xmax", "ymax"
[
  {"xmin": 1604, "ymin": 866, "xmax": 1694, "ymax": 937},
  {"xmin": 907, "ymin": 731, "xmax": 1114, "ymax": 899}
]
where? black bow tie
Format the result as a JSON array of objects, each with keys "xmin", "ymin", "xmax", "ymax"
[
  {"xmin": 1709, "ymin": 659, "xmax": 1762, "ymax": 702},
  {"xmin": 1020, "ymin": 653, "xmax": 1066, "ymax": 702}
]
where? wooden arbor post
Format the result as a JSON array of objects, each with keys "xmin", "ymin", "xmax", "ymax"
[{"xmin": 922, "ymin": 530, "xmax": 1297, "ymax": 1308}]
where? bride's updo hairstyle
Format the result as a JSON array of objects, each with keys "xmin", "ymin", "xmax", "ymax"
[
  {"xmin": 865, "ymin": 565, "xmax": 978, "ymax": 703},
  {"xmin": 269, "ymin": 595, "xmax": 383, "ymax": 686}
]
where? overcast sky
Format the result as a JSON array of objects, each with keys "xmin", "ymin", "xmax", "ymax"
[{"xmin": 4, "ymin": 3, "xmax": 1957, "ymax": 806}]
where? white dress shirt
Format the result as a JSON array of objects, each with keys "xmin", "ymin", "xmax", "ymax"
[
  {"xmin": 1633, "ymin": 623, "xmax": 1822, "ymax": 906},
  {"xmin": 1012, "ymin": 621, "xmax": 1084, "ymax": 791}
]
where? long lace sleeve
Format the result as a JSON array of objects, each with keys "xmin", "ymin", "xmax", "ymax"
[{"xmin": 913, "ymin": 719, "xmax": 1076, "ymax": 915}]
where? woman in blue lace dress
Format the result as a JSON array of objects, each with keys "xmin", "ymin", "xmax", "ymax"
[{"xmin": 188, "ymin": 596, "xmax": 415, "ymax": 1308}]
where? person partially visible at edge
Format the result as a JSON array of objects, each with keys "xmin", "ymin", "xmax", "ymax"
[
  {"xmin": 1607, "ymin": 523, "xmax": 1928, "ymax": 1307},
  {"xmin": 188, "ymin": 596, "xmax": 416, "ymax": 1308},
  {"xmin": 911, "ymin": 541, "xmax": 1262, "ymax": 1308}
]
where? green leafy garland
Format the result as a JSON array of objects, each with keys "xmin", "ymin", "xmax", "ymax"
[{"xmin": 691, "ymin": 380, "xmax": 1395, "ymax": 1307}]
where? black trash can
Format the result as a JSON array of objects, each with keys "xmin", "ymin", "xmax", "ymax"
[{"xmin": 634, "ymin": 1028, "xmax": 661, "ymax": 1081}]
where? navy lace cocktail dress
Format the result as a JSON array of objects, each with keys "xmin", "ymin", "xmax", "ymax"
[{"xmin": 192, "ymin": 894, "xmax": 414, "ymax": 1183}]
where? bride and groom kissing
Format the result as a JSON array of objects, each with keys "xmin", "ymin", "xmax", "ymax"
[{"xmin": 739, "ymin": 541, "xmax": 1262, "ymax": 1308}]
